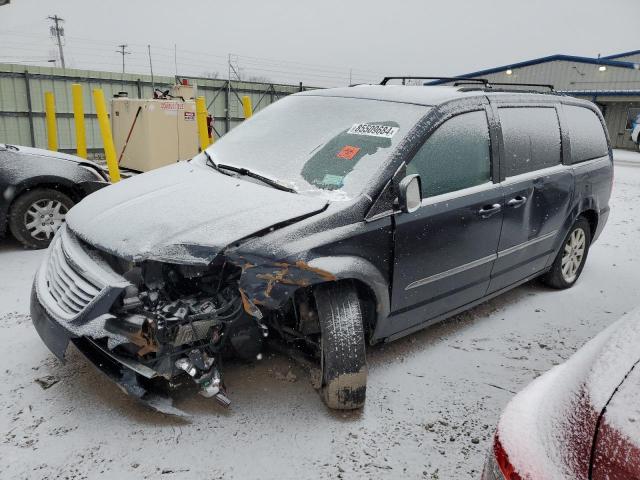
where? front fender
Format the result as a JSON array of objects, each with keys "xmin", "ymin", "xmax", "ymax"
[
  {"xmin": 9, "ymin": 175, "xmax": 80, "ymax": 203},
  {"xmin": 226, "ymin": 251, "xmax": 390, "ymax": 342},
  {"xmin": 307, "ymin": 255, "xmax": 390, "ymax": 331}
]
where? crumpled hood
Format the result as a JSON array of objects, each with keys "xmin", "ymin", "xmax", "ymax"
[{"xmin": 66, "ymin": 161, "xmax": 327, "ymax": 263}]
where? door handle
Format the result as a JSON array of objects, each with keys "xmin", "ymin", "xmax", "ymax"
[
  {"xmin": 478, "ymin": 203, "xmax": 502, "ymax": 218},
  {"xmin": 507, "ymin": 195, "xmax": 528, "ymax": 208}
]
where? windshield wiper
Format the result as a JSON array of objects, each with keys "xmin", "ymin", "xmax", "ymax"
[
  {"xmin": 202, "ymin": 150, "xmax": 226, "ymax": 174},
  {"xmin": 217, "ymin": 163, "xmax": 297, "ymax": 194},
  {"xmin": 202, "ymin": 150, "xmax": 296, "ymax": 193}
]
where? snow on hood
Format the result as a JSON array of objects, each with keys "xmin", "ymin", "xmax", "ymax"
[
  {"xmin": 65, "ymin": 161, "xmax": 328, "ymax": 263},
  {"xmin": 3, "ymin": 144, "xmax": 103, "ymax": 170},
  {"xmin": 497, "ymin": 309, "xmax": 640, "ymax": 479}
]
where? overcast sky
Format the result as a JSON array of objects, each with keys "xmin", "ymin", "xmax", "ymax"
[{"xmin": 1, "ymin": 0, "xmax": 638, "ymax": 87}]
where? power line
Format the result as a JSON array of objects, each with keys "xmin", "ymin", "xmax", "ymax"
[
  {"xmin": 0, "ymin": 30, "xmax": 384, "ymax": 86},
  {"xmin": 47, "ymin": 14, "xmax": 65, "ymax": 69}
]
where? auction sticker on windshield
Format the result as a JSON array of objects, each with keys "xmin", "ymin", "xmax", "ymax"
[
  {"xmin": 347, "ymin": 123, "xmax": 399, "ymax": 138},
  {"xmin": 336, "ymin": 145, "xmax": 361, "ymax": 160}
]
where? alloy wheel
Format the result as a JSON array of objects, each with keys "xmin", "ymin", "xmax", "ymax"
[
  {"xmin": 24, "ymin": 199, "xmax": 68, "ymax": 241},
  {"xmin": 561, "ymin": 227, "xmax": 586, "ymax": 283}
]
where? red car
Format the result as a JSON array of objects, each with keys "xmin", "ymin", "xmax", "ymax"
[{"xmin": 483, "ymin": 309, "xmax": 640, "ymax": 479}]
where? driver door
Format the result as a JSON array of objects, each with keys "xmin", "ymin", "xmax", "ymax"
[{"xmin": 387, "ymin": 108, "xmax": 504, "ymax": 337}]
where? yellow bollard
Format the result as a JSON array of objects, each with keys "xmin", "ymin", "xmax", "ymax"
[
  {"xmin": 71, "ymin": 84, "xmax": 87, "ymax": 159},
  {"xmin": 195, "ymin": 96, "xmax": 211, "ymax": 151},
  {"xmin": 242, "ymin": 95, "xmax": 253, "ymax": 119},
  {"xmin": 44, "ymin": 91, "xmax": 58, "ymax": 151},
  {"xmin": 92, "ymin": 88, "xmax": 121, "ymax": 183}
]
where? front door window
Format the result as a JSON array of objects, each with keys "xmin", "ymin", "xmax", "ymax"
[{"xmin": 407, "ymin": 110, "xmax": 492, "ymax": 197}]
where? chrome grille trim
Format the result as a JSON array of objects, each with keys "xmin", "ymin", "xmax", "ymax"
[
  {"xmin": 35, "ymin": 225, "xmax": 131, "ymax": 323},
  {"xmin": 44, "ymin": 235, "xmax": 101, "ymax": 316}
]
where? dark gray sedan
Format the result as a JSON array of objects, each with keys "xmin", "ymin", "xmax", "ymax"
[{"xmin": 0, "ymin": 144, "xmax": 108, "ymax": 248}]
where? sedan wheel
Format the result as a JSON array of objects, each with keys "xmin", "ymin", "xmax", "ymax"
[
  {"xmin": 25, "ymin": 199, "xmax": 68, "ymax": 242},
  {"xmin": 8, "ymin": 188, "xmax": 75, "ymax": 249}
]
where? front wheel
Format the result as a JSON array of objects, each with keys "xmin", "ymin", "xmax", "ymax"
[
  {"xmin": 541, "ymin": 217, "xmax": 591, "ymax": 289},
  {"xmin": 314, "ymin": 282, "xmax": 367, "ymax": 410}
]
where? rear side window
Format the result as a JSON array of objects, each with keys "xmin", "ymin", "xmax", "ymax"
[
  {"xmin": 499, "ymin": 107, "xmax": 561, "ymax": 177},
  {"xmin": 407, "ymin": 110, "xmax": 491, "ymax": 198},
  {"xmin": 564, "ymin": 105, "xmax": 609, "ymax": 163}
]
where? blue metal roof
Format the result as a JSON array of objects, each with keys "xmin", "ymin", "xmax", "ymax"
[
  {"xmin": 561, "ymin": 90, "xmax": 640, "ymax": 97},
  {"xmin": 427, "ymin": 53, "xmax": 638, "ymax": 85},
  {"xmin": 602, "ymin": 50, "xmax": 640, "ymax": 60}
]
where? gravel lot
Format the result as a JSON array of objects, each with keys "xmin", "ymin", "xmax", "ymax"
[{"xmin": 1, "ymin": 154, "xmax": 639, "ymax": 480}]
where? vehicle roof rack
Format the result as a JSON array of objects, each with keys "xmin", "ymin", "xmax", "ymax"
[
  {"xmin": 380, "ymin": 76, "xmax": 489, "ymax": 86},
  {"xmin": 485, "ymin": 82, "xmax": 555, "ymax": 91},
  {"xmin": 379, "ymin": 77, "xmax": 556, "ymax": 93}
]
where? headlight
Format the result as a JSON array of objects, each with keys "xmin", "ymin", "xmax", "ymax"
[{"xmin": 78, "ymin": 164, "xmax": 108, "ymax": 181}]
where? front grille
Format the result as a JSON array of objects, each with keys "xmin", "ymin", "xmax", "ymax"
[{"xmin": 45, "ymin": 236, "xmax": 102, "ymax": 316}]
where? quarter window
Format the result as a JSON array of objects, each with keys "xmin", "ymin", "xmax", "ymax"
[
  {"xmin": 499, "ymin": 107, "xmax": 561, "ymax": 177},
  {"xmin": 564, "ymin": 105, "xmax": 609, "ymax": 164},
  {"xmin": 407, "ymin": 110, "xmax": 491, "ymax": 198}
]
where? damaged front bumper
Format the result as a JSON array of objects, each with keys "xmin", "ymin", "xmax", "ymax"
[
  {"xmin": 30, "ymin": 227, "xmax": 242, "ymax": 415},
  {"xmin": 31, "ymin": 290, "xmax": 192, "ymax": 416},
  {"xmin": 31, "ymin": 283, "xmax": 200, "ymax": 417}
]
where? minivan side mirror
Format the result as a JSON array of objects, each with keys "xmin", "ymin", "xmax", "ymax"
[{"xmin": 398, "ymin": 174, "xmax": 422, "ymax": 213}]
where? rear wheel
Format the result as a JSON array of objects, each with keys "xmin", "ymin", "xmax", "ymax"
[
  {"xmin": 314, "ymin": 282, "xmax": 367, "ymax": 410},
  {"xmin": 8, "ymin": 188, "xmax": 74, "ymax": 249},
  {"xmin": 541, "ymin": 217, "xmax": 591, "ymax": 289}
]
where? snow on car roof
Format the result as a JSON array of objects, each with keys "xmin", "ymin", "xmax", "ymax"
[{"xmin": 2, "ymin": 144, "xmax": 104, "ymax": 170}]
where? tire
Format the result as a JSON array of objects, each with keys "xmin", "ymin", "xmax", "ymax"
[
  {"xmin": 314, "ymin": 282, "xmax": 367, "ymax": 410},
  {"xmin": 541, "ymin": 217, "xmax": 591, "ymax": 289},
  {"xmin": 8, "ymin": 188, "xmax": 74, "ymax": 249}
]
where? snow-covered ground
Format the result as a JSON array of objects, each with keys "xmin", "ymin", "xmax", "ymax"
[
  {"xmin": 1, "ymin": 155, "xmax": 639, "ymax": 479},
  {"xmin": 613, "ymin": 148, "xmax": 640, "ymax": 167}
]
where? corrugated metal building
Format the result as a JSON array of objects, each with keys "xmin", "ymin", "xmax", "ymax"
[
  {"xmin": 0, "ymin": 63, "xmax": 314, "ymax": 158},
  {"xmin": 432, "ymin": 50, "xmax": 640, "ymax": 150}
]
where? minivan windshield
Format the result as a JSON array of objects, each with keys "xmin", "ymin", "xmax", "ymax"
[{"xmin": 195, "ymin": 95, "xmax": 429, "ymax": 200}]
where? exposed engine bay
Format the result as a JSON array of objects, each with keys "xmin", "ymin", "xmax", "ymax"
[{"xmin": 101, "ymin": 256, "xmax": 272, "ymax": 410}]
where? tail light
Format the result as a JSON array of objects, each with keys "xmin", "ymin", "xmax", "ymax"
[{"xmin": 493, "ymin": 435, "xmax": 524, "ymax": 480}]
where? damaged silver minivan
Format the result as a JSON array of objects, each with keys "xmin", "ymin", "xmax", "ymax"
[{"xmin": 31, "ymin": 84, "xmax": 612, "ymax": 413}]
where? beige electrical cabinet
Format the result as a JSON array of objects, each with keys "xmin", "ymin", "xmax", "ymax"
[{"xmin": 111, "ymin": 96, "xmax": 199, "ymax": 172}]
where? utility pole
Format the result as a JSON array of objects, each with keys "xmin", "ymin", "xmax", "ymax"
[
  {"xmin": 174, "ymin": 44, "xmax": 178, "ymax": 78},
  {"xmin": 47, "ymin": 15, "xmax": 65, "ymax": 69},
  {"xmin": 228, "ymin": 54, "xmax": 241, "ymax": 81},
  {"xmin": 116, "ymin": 44, "xmax": 131, "ymax": 75},
  {"xmin": 147, "ymin": 44, "xmax": 155, "ymax": 92}
]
